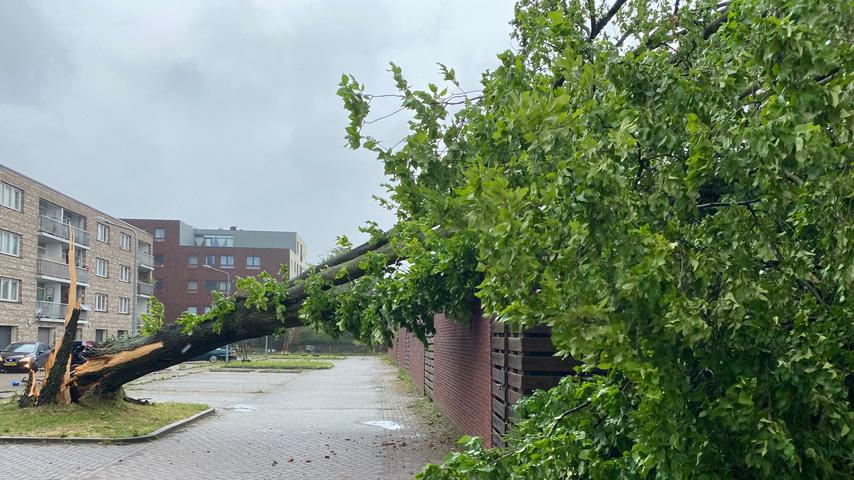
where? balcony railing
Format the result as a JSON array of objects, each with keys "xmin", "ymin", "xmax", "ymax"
[
  {"xmin": 137, "ymin": 251, "xmax": 154, "ymax": 269},
  {"xmin": 137, "ymin": 281, "xmax": 154, "ymax": 296},
  {"xmin": 38, "ymin": 216, "xmax": 90, "ymax": 246},
  {"xmin": 36, "ymin": 257, "xmax": 90, "ymax": 284},
  {"xmin": 36, "ymin": 301, "xmax": 88, "ymax": 321}
]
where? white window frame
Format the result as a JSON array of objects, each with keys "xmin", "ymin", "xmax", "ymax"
[
  {"xmin": 0, "ymin": 229, "xmax": 21, "ymax": 257},
  {"xmin": 246, "ymin": 256, "xmax": 261, "ymax": 268},
  {"xmin": 220, "ymin": 255, "xmax": 234, "ymax": 268},
  {"xmin": 186, "ymin": 306, "xmax": 198, "ymax": 315},
  {"xmin": 119, "ymin": 265, "xmax": 130, "ymax": 283},
  {"xmin": 188, "ymin": 255, "xmax": 198, "ymax": 267},
  {"xmin": 94, "ymin": 293, "xmax": 108, "ymax": 312},
  {"xmin": 154, "ymin": 228, "xmax": 165, "ymax": 240},
  {"xmin": 119, "ymin": 232, "xmax": 131, "ymax": 250},
  {"xmin": 118, "ymin": 297, "xmax": 130, "ymax": 314},
  {"xmin": 0, "ymin": 182, "xmax": 22, "ymax": 211},
  {"xmin": 0, "ymin": 277, "xmax": 21, "ymax": 302},
  {"xmin": 97, "ymin": 223, "xmax": 110, "ymax": 243},
  {"xmin": 187, "ymin": 279, "xmax": 198, "ymax": 293},
  {"xmin": 95, "ymin": 258, "xmax": 109, "ymax": 278}
]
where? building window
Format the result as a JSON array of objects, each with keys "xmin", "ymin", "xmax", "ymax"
[
  {"xmin": 155, "ymin": 279, "xmax": 164, "ymax": 291},
  {"xmin": 246, "ymin": 256, "xmax": 261, "ymax": 268},
  {"xmin": 94, "ymin": 293, "xmax": 108, "ymax": 312},
  {"xmin": 187, "ymin": 280, "xmax": 198, "ymax": 293},
  {"xmin": 117, "ymin": 330, "xmax": 128, "ymax": 338},
  {"xmin": 95, "ymin": 258, "xmax": 109, "ymax": 277},
  {"xmin": 220, "ymin": 255, "xmax": 234, "ymax": 268},
  {"xmin": 204, "ymin": 255, "xmax": 215, "ymax": 266},
  {"xmin": 204, "ymin": 280, "xmax": 230, "ymax": 293},
  {"xmin": 188, "ymin": 255, "xmax": 198, "ymax": 267},
  {"xmin": 203, "ymin": 306, "xmax": 211, "ymax": 314},
  {"xmin": 197, "ymin": 235, "xmax": 233, "ymax": 247},
  {"xmin": 0, "ymin": 230, "xmax": 21, "ymax": 257},
  {"xmin": 0, "ymin": 277, "xmax": 21, "ymax": 302},
  {"xmin": 0, "ymin": 182, "xmax": 22, "ymax": 211},
  {"xmin": 95, "ymin": 329, "xmax": 107, "ymax": 343},
  {"xmin": 118, "ymin": 297, "xmax": 130, "ymax": 314},
  {"xmin": 154, "ymin": 228, "xmax": 165, "ymax": 240},
  {"xmin": 120, "ymin": 232, "xmax": 131, "ymax": 250},
  {"xmin": 186, "ymin": 306, "xmax": 198, "ymax": 315},
  {"xmin": 96, "ymin": 223, "xmax": 110, "ymax": 243},
  {"xmin": 154, "ymin": 254, "xmax": 164, "ymax": 266},
  {"xmin": 119, "ymin": 265, "xmax": 131, "ymax": 282}
]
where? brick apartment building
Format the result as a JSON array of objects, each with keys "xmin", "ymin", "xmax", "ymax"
[
  {"xmin": 0, "ymin": 165, "xmax": 154, "ymax": 349},
  {"xmin": 123, "ymin": 219, "xmax": 307, "ymax": 323}
]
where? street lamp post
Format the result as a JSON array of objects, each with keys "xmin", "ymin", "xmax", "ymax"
[{"xmin": 203, "ymin": 263, "xmax": 231, "ymax": 363}]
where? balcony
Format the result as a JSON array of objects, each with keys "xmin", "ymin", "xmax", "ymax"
[
  {"xmin": 36, "ymin": 257, "xmax": 90, "ymax": 284},
  {"xmin": 38, "ymin": 216, "xmax": 90, "ymax": 246},
  {"xmin": 137, "ymin": 281, "xmax": 154, "ymax": 296},
  {"xmin": 36, "ymin": 301, "xmax": 88, "ymax": 322},
  {"xmin": 137, "ymin": 251, "xmax": 154, "ymax": 269}
]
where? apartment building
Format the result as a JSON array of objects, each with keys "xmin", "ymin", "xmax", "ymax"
[
  {"xmin": 123, "ymin": 219, "xmax": 307, "ymax": 323},
  {"xmin": 0, "ymin": 165, "xmax": 154, "ymax": 349}
]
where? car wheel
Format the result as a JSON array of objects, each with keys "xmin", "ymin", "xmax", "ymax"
[{"xmin": 209, "ymin": 355, "xmax": 218, "ymax": 363}]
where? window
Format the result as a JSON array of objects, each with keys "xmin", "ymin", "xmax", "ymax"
[
  {"xmin": 154, "ymin": 228, "xmax": 165, "ymax": 240},
  {"xmin": 119, "ymin": 232, "xmax": 131, "ymax": 250},
  {"xmin": 0, "ymin": 277, "xmax": 21, "ymax": 302},
  {"xmin": 246, "ymin": 256, "xmax": 261, "ymax": 268},
  {"xmin": 117, "ymin": 330, "xmax": 128, "ymax": 338},
  {"xmin": 155, "ymin": 279, "xmax": 164, "ymax": 291},
  {"xmin": 186, "ymin": 306, "xmax": 198, "ymax": 315},
  {"xmin": 94, "ymin": 293, "xmax": 108, "ymax": 312},
  {"xmin": 188, "ymin": 255, "xmax": 198, "ymax": 267},
  {"xmin": 204, "ymin": 255, "xmax": 215, "ymax": 266},
  {"xmin": 154, "ymin": 254, "xmax": 164, "ymax": 266},
  {"xmin": 203, "ymin": 306, "xmax": 211, "ymax": 314},
  {"xmin": 95, "ymin": 329, "xmax": 107, "ymax": 343},
  {"xmin": 204, "ymin": 280, "xmax": 230, "ymax": 293},
  {"xmin": 119, "ymin": 265, "xmax": 131, "ymax": 282},
  {"xmin": 220, "ymin": 255, "xmax": 234, "ymax": 267},
  {"xmin": 96, "ymin": 223, "xmax": 110, "ymax": 243},
  {"xmin": 0, "ymin": 182, "xmax": 22, "ymax": 211},
  {"xmin": 0, "ymin": 230, "xmax": 21, "ymax": 257},
  {"xmin": 95, "ymin": 258, "xmax": 109, "ymax": 277},
  {"xmin": 197, "ymin": 235, "xmax": 233, "ymax": 247},
  {"xmin": 187, "ymin": 280, "xmax": 198, "ymax": 293},
  {"xmin": 118, "ymin": 297, "xmax": 130, "ymax": 314}
]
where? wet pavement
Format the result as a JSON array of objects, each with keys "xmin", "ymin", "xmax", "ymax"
[{"xmin": 0, "ymin": 356, "xmax": 455, "ymax": 479}]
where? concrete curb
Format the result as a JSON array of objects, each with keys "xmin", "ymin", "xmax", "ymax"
[
  {"xmin": 0, "ymin": 408, "xmax": 215, "ymax": 445},
  {"xmin": 209, "ymin": 368, "xmax": 303, "ymax": 373}
]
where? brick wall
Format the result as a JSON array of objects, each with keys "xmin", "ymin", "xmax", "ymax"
[{"xmin": 388, "ymin": 308, "xmax": 493, "ymax": 446}]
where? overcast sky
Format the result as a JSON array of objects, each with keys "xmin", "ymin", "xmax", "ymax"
[{"xmin": 0, "ymin": 0, "xmax": 515, "ymax": 261}]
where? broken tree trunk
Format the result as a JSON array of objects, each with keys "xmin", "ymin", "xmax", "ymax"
[{"xmin": 20, "ymin": 228, "xmax": 82, "ymax": 407}]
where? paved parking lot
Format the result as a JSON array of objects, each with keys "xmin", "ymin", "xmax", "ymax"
[{"xmin": 0, "ymin": 356, "xmax": 455, "ymax": 479}]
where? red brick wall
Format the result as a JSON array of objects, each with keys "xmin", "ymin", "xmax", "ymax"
[{"xmin": 388, "ymin": 308, "xmax": 493, "ymax": 446}]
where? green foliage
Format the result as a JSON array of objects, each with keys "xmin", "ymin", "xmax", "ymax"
[
  {"xmin": 334, "ymin": 0, "xmax": 854, "ymax": 477},
  {"xmin": 140, "ymin": 297, "xmax": 165, "ymax": 336}
]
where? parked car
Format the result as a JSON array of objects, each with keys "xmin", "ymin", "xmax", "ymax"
[
  {"xmin": 191, "ymin": 347, "xmax": 237, "ymax": 362},
  {"xmin": 0, "ymin": 341, "xmax": 52, "ymax": 373},
  {"xmin": 71, "ymin": 340, "xmax": 99, "ymax": 369}
]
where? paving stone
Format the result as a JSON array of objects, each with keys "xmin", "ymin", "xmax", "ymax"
[{"xmin": 0, "ymin": 356, "xmax": 454, "ymax": 479}]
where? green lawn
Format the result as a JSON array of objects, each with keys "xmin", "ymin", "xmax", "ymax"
[
  {"xmin": 262, "ymin": 353, "xmax": 346, "ymax": 360},
  {"xmin": 221, "ymin": 358, "xmax": 334, "ymax": 370},
  {"xmin": 0, "ymin": 401, "xmax": 208, "ymax": 438}
]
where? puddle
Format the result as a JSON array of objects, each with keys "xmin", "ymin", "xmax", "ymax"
[
  {"xmin": 225, "ymin": 404, "xmax": 260, "ymax": 412},
  {"xmin": 362, "ymin": 420, "xmax": 403, "ymax": 430}
]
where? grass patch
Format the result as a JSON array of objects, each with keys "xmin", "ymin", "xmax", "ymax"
[
  {"xmin": 221, "ymin": 359, "xmax": 334, "ymax": 370},
  {"xmin": 260, "ymin": 353, "xmax": 347, "ymax": 360},
  {"xmin": 0, "ymin": 400, "xmax": 208, "ymax": 438}
]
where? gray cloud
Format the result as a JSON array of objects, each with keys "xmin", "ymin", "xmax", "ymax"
[{"xmin": 0, "ymin": 0, "xmax": 515, "ymax": 260}]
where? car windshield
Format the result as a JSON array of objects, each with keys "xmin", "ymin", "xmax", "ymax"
[{"xmin": 4, "ymin": 342, "xmax": 36, "ymax": 353}]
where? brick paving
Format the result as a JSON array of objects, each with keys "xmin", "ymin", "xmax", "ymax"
[{"xmin": 0, "ymin": 356, "xmax": 455, "ymax": 479}]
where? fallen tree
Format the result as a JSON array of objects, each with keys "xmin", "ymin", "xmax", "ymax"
[{"xmin": 18, "ymin": 233, "xmax": 398, "ymax": 405}]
